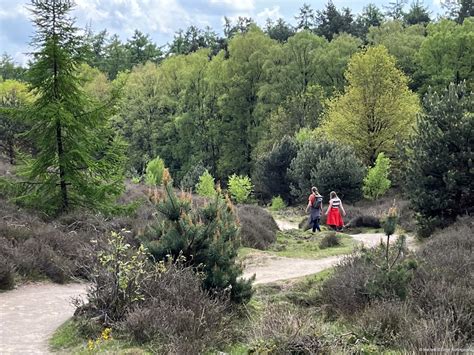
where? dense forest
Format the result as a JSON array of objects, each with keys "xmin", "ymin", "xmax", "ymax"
[{"xmin": 1, "ymin": 0, "xmax": 473, "ymax": 231}]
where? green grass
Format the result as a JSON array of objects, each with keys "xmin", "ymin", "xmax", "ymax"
[
  {"xmin": 49, "ymin": 319, "xmax": 152, "ymax": 354},
  {"xmin": 269, "ymin": 230, "xmax": 357, "ymax": 259}
]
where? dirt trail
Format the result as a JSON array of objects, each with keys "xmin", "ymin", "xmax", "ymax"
[
  {"xmin": 0, "ymin": 218, "xmax": 414, "ymax": 354},
  {"xmin": 243, "ymin": 218, "xmax": 415, "ymax": 284},
  {"xmin": 0, "ymin": 282, "xmax": 87, "ymax": 354}
]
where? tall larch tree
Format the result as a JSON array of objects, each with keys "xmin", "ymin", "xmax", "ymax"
[{"xmin": 22, "ymin": 0, "xmax": 125, "ymax": 214}]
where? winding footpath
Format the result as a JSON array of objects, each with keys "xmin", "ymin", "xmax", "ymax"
[{"xmin": 0, "ymin": 219, "xmax": 413, "ymax": 354}]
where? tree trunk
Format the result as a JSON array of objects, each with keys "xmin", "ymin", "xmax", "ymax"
[{"xmin": 56, "ymin": 119, "xmax": 68, "ymax": 212}]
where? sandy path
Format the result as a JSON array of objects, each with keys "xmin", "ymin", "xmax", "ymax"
[
  {"xmin": 0, "ymin": 219, "xmax": 414, "ymax": 354},
  {"xmin": 243, "ymin": 219, "xmax": 415, "ymax": 284},
  {"xmin": 0, "ymin": 282, "xmax": 87, "ymax": 354}
]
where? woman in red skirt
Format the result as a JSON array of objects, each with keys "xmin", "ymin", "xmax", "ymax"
[{"xmin": 325, "ymin": 191, "xmax": 346, "ymax": 231}]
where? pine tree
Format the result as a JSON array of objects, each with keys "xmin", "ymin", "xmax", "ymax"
[
  {"xmin": 21, "ymin": 0, "xmax": 124, "ymax": 214},
  {"xmin": 143, "ymin": 172, "xmax": 253, "ymax": 303},
  {"xmin": 405, "ymin": 82, "xmax": 473, "ymax": 237}
]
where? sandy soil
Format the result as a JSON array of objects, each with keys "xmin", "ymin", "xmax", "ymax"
[{"xmin": 0, "ymin": 282, "xmax": 87, "ymax": 354}]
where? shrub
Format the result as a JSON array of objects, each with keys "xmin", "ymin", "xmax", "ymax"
[
  {"xmin": 143, "ymin": 179, "xmax": 253, "ymax": 303},
  {"xmin": 76, "ymin": 231, "xmax": 149, "ymax": 323},
  {"xmin": 319, "ymin": 244, "xmax": 416, "ymax": 317},
  {"xmin": 180, "ymin": 162, "xmax": 207, "ymax": 191},
  {"xmin": 347, "ymin": 215, "xmax": 381, "ymax": 228},
  {"xmin": 145, "ymin": 156, "xmax": 165, "ymax": 186},
  {"xmin": 0, "ymin": 257, "xmax": 15, "ymax": 290},
  {"xmin": 288, "ymin": 139, "xmax": 337, "ymax": 201},
  {"xmin": 237, "ymin": 205, "xmax": 278, "ymax": 249},
  {"xmin": 269, "ymin": 196, "xmax": 286, "ymax": 211},
  {"xmin": 405, "ymin": 83, "xmax": 474, "ymax": 237},
  {"xmin": 311, "ymin": 145, "xmax": 365, "ymax": 203},
  {"xmin": 253, "ymin": 136, "xmax": 297, "ymax": 203},
  {"xmin": 228, "ymin": 174, "xmax": 253, "ymax": 204},
  {"xmin": 250, "ymin": 303, "xmax": 322, "ymax": 354},
  {"xmin": 122, "ymin": 263, "xmax": 230, "ymax": 353},
  {"xmin": 363, "ymin": 152, "xmax": 391, "ymax": 200},
  {"xmin": 195, "ymin": 170, "xmax": 216, "ymax": 197},
  {"xmin": 319, "ymin": 232, "xmax": 340, "ymax": 249},
  {"xmin": 356, "ymin": 300, "xmax": 412, "ymax": 346}
]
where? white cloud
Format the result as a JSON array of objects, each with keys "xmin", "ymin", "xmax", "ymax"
[
  {"xmin": 256, "ymin": 6, "xmax": 282, "ymax": 24},
  {"xmin": 209, "ymin": 0, "xmax": 255, "ymax": 11}
]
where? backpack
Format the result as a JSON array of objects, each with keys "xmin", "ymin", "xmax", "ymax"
[{"xmin": 312, "ymin": 196, "xmax": 322, "ymax": 209}]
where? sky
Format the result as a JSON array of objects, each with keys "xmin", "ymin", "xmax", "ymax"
[{"xmin": 0, "ymin": 0, "xmax": 444, "ymax": 65}]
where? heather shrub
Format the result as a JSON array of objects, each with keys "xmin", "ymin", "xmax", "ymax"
[
  {"xmin": 250, "ymin": 303, "xmax": 322, "ymax": 354},
  {"xmin": 122, "ymin": 263, "xmax": 230, "ymax": 353},
  {"xmin": 318, "ymin": 232, "xmax": 340, "ymax": 249},
  {"xmin": 319, "ymin": 244, "xmax": 416, "ymax": 317},
  {"xmin": 0, "ymin": 257, "xmax": 15, "ymax": 290},
  {"xmin": 237, "ymin": 205, "xmax": 278, "ymax": 249}
]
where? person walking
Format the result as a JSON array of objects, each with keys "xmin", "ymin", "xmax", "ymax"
[
  {"xmin": 306, "ymin": 187, "xmax": 323, "ymax": 232},
  {"xmin": 325, "ymin": 191, "xmax": 346, "ymax": 231}
]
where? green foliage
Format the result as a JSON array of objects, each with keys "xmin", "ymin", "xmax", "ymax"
[
  {"xmin": 0, "ymin": 80, "xmax": 32, "ymax": 164},
  {"xmin": 405, "ymin": 83, "xmax": 473, "ymax": 237},
  {"xmin": 18, "ymin": 0, "xmax": 125, "ymax": 214},
  {"xmin": 418, "ymin": 18, "xmax": 474, "ymax": 93},
  {"xmin": 323, "ymin": 45, "xmax": 420, "ymax": 165},
  {"xmin": 195, "ymin": 170, "xmax": 216, "ymax": 197},
  {"xmin": 363, "ymin": 153, "xmax": 392, "ymax": 200},
  {"xmin": 145, "ymin": 157, "xmax": 165, "ymax": 187},
  {"xmin": 143, "ymin": 180, "xmax": 253, "ymax": 303},
  {"xmin": 228, "ymin": 174, "xmax": 253, "ymax": 204},
  {"xmin": 180, "ymin": 162, "xmax": 207, "ymax": 191},
  {"xmin": 288, "ymin": 139, "xmax": 362, "ymax": 201},
  {"xmin": 311, "ymin": 144, "xmax": 366, "ymax": 203},
  {"xmin": 253, "ymin": 136, "xmax": 297, "ymax": 203},
  {"xmin": 270, "ymin": 196, "xmax": 286, "ymax": 211}
]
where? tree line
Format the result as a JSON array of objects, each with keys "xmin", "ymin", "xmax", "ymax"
[{"xmin": 0, "ymin": 0, "xmax": 472, "ymax": 236}]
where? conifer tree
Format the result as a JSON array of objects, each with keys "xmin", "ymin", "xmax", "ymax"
[
  {"xmin": 21, "ymin": 0, "xmax": 124, "ymax": 214},
  {"xmin": 405, "ymin": 82, "xmax": 473, "ymax": 237},
  {"xmin": 143, "ymin": 172, "xmax": 253, "ymax": 303}
]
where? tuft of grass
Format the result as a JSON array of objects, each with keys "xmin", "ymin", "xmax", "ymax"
[{"xmin": 50, "ymin": 319, "xmax": 152, "ymax": 354}]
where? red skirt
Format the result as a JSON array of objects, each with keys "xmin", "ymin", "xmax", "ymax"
[{"xmin": 327, "ymin": 207, "xmax": 343, "ymax": 227}]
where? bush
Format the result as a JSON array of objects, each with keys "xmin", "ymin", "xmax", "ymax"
[
  {"xmin": 195, "ymin": 170, "xmax": 216, "ymax": 197},
  {"xmin": 405, "ymin": 83, "xmax": 474, "ymax": 237},
  {"xmin": 269, "ymin": 196, "xmax": 286, "ymax": 211},
  {"xmin": 250, "ymin": 303, "xmax": 322, "ymax": 354},
  {"xmin": 75, "ymin": 231, "xmax": 149, "ymax": 324},
  {"xmin": 237, "ymin": 205, "xmax": 278, "ymax": 249},
  {"xmin": 228, "ymin": 174, "xmax": 253, "ymax": 204},
  {"xmin": 311, "ymin": 145, "xmax": 365, "ymax": 203},
  {"xmin": 122, "ymin": 263, "xmax": 230, "ymax": 353},
  {"xmin": 319, "ymin": 244, "xmax": 416, "ymax": 317},
  {"xmin": 145, "ymin": 156, "xmax": 165, "ymax": 186},
  {"xmin": 253, "ymin": 136, "xmax": 297, "ymax": 203},
  {"xmin": 319, "ymin": 232, "xmax": 340, "ymax": 249},
  {"xmin": 363, "ymin": 152, "xmax": 391, "ymax": 200},
  {"xmin": 288, "ymin": 139, "xmax": 337, "ymax": 201},
  {"xmin": 0, "ymin": 257, "xmax": 15, "ymax": 290},
  {"xmin": 180, "ymin": 162, "xmax": 207, "ymax": 191},
  {"xmin": 143, "ymin": 180, "xmax": 253, "ymax": 303}
]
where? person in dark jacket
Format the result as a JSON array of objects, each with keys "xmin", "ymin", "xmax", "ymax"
[{"xmin": 306, "ymin": 187, "xmax": 323, "ymax": 232}]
